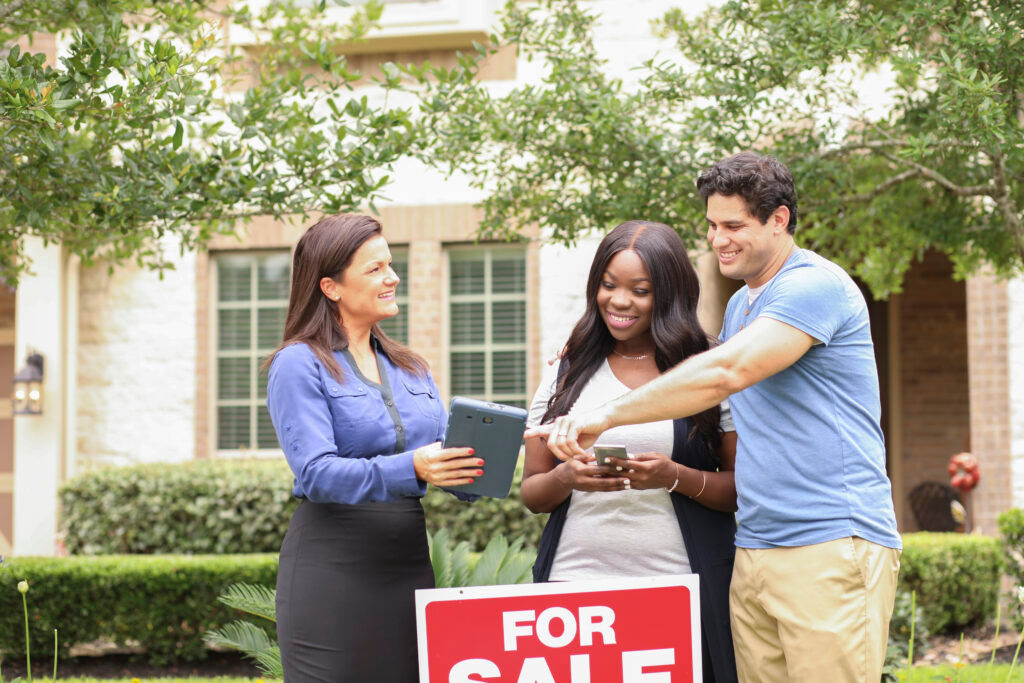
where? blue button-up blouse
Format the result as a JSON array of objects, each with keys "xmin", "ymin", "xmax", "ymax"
[{"xmin": 267, "ymin": 340, "xmax": 446, "ymax": 504}]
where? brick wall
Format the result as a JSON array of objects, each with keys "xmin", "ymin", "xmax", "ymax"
[
  {"xmin": 895, "ymin": 251, "xmax": 971, "ymax": 531},
  {"xmin": 967, "ymin": 273, "xmax": 1011, "ymax": 534}
]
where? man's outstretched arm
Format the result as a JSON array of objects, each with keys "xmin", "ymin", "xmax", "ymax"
[{"xmin": 526, "ymin": 317, "xmax": 815, "ymax": 459}]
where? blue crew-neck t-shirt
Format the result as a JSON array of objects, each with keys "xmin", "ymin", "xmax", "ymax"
[{"xmin": 721, "ymin": 249, "xmax": 901, "ymax": 550}]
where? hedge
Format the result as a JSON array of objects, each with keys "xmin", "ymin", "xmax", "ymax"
[
  {"xmin": 0, "ymin": 554, "xmax": 277, "ymax": 664},
  {"xmin": 60, "ymin": 459, "xmax": 547, "ymax": 555},
  {"xmin": 898, "ymin": 532, "xmax": 1002, "ymax": 634},
  {"xmin": 1, "ymin": 534, "xmax": 1004, "ymax": 665},
  {"xmin": 997, "ymin": 508, "xmax": 1024, "ymax": 629},
  {"xmin": 59, "ymin": 461, "xmax": 298, "ymax": 555}
]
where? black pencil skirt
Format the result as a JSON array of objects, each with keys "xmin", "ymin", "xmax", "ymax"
[{"xmin": 276, "ymin": 497, "xmax": 435, "ymax": 682}]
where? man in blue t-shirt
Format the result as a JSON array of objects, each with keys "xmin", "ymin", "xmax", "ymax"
[{"xmin": 526, "ymin": 152, "xmax": 901, "ymax": 682}]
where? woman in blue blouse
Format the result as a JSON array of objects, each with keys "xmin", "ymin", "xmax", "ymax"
[{"xmin": 266, "ymin": 214, "xmax": 483, "ymax": 682}]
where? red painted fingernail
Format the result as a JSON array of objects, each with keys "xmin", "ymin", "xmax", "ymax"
[
  {"xmin": 477, "ymin": 459, "xmax": 485, "ymax": 465},
  {"xmin": 468, "ymin": 448, "xmax": 475, "ymax": 454},
  {"xmin": 468, "ymin": 479, "xmax": 475, "ymax": 483},
  {"xmin": 476, "ymin": 470, "xmax": 483, "ymax": 475}
]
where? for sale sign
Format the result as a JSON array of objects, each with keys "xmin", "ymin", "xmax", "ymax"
[{"xmin": 415, "ymin": 575, "xmax": 701, "ymax": 683}]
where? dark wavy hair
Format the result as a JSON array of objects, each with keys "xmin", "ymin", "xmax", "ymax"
[
  {"xmin": 541, "ymin": 220, "xmax": 721, "ymax": 446},
  {"xmin": 696, "ymin": 151, "xmax": 798, "ymax": 234},
  {"xmin": 265, "ymin": 213, "xmax": 427, "ymax": 381}
]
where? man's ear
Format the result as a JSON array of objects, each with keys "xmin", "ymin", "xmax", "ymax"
[
  {"xmin": 320, "ymin": 276, "xmax": 340, "ymax": 302},
  {"xmin": 771, "ymin": 206, "xmax": 791, "ymax": 235}
]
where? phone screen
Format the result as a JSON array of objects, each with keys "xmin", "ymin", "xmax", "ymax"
[{"xmin": 593, "ymin": 444, "xmax": 627, "ymax": 465}]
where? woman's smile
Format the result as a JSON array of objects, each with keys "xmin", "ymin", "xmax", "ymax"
[{"xmin": 605, "ymin": 311, "xmax": 639, "ymax": 329}]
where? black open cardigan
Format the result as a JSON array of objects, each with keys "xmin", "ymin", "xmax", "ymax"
[{"xmin": 531, "ymin": 415, "xmax": 739, "ymax": 683}]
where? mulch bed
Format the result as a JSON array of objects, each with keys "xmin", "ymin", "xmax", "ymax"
[
  {"xmin": 918, "ymin": 622, "xmax": 1023, "ymax": 666},
  {"xmin": 1, "ymin": 650, "xmax": 262, "ymax": 680},
  {"xmin": 4, "ymin": 624, "xmax": 1022, "ymax": 679}
]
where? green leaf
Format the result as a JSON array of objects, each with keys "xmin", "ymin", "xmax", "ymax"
[{"xmin": 172, "ymin": 120, "xmax": 183, "ymax": 149}]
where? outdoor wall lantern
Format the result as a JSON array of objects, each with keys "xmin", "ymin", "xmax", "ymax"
[{"xmin": 12, "ymin": 352, "xmax": 44, "ymax": 415}]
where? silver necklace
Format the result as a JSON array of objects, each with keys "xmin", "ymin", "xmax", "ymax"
[{"xmin": 612, "ymin": 348, "xmax": 649, "ymax": 361}]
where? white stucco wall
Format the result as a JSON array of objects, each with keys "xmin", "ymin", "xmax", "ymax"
[
  {"xmin": 75, "ymin": 245, "xmax": 196, "ymax": 470},
  {"xmin": 13, "ymin": 239, "xmax": 66, "ymax": 555},
  {"xmin": 537, "ymin": 236, "xmax": 603, "ymax": 361},
  {"xmin": 1009, "ymin": 276, "xmax": 1024, "ymax": 508}
]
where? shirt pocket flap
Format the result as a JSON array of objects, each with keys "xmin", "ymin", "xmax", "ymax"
[
  {"xmin": 325, "ymin": 382, "xmax": 367, "ymax": 398},
  {"xmin": 402, "ymin": 378, "xmax": 436, "ymax": 398}
]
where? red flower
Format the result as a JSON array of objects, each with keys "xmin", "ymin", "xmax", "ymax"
[{"xmin": 948, "ymin": 452, "xmax": 980, "ymax": 493}]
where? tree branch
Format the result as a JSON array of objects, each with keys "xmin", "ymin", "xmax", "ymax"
[
  {"xmin": 821, "ymin": 138, "xmax": 978, "ymax": 159},
  {"xmin": 805, "ymin": 169, "xmax": 921, "ymax": 206},
  {"xmin": 0, "ymin": 0, "xmax": 29, "ymax": 25},
  {"xmin": 990, "ymin": 148, "xmax": 1024, "ymax": 260},
  {"xmin": 880, "ymin": 151, "xmax": 995, "ymax": 197}
]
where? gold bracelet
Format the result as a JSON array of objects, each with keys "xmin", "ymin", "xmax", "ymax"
[
  {"xmin": 690, "ymin": 470, "xmax": 707, "ymax": 499},
  {"xmin": 667, "ymin": 467, "xmax": 680, "ymax": 493}
]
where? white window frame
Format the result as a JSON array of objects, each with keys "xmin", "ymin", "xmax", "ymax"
[
  {"xmin": 444, "ymin": 244, "xmax": 529, "ymax": 407},
  {"xmin": 377, "ymin": 245, "xmax": 410, "ymax": 344},
  {"xmin": 233, "ymin": 0, "xmax": 503, "ymax": 48},
  {"xmin": 211, "ymin": 250, "xmax": 291, "ymax": 458}
]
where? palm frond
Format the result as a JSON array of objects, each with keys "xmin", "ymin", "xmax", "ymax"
[
  {"xmin": 205, "ymin": 619, "xmax": 275, "ymax": 653},
  {"xmin": 251, "ymin": 645, "xmax": 284, "ymax": 679},
  {"xmin": 205, "ymin": 620, "xmax": 281, "ymax": 679},
  {"xmin": 217, "ymin": 582, "xmax": 277, "ymax": 622}
]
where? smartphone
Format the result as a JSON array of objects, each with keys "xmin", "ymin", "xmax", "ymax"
[{"xmin": 593, "ymin": 444, "xmax": 628, "ymax": 465}]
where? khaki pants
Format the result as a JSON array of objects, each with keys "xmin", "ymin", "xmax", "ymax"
[{"xmin": 729, "ymin": 537, "xmax": 900, "ymax": 683}]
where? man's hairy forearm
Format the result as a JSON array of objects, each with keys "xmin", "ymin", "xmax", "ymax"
[{"xmin": 602, "ymin": 346, "xmax": 736, "ymax": 429}]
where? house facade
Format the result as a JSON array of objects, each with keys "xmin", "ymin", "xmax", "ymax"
[{"xmin": 5, "ymin": 0, "xmax": 1023, "ymax": 557}]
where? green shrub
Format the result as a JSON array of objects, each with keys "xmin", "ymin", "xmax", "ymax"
[
  {"xmin": 898, "ymin": 532, "xmax": 1002, "ymax": 634},
  {"xmin": 423, "ymin": 460, "xmax": 548, "ymax": 552},
  {"xmin": 997, "ymin": 507, "xmax": 1024, "ymax": 629},
  {"xmin": 59, "ymin": 460, "xmax": 298, "ymax": 555},
  {"xmin": 883, "ymin": 590, "xmax": 930, "ymax": 680},
  {"xmin": 0, "ymin": 554, "xmax": 277, "ymax": 664},
  {"xmin": 60, "ymin": 459, "xmax": 546, "ymax": 554}
]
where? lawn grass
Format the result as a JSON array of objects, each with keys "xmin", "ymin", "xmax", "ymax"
[
  {"xmin": 47, "ymin": 670, "xmax": 1021, "ymax": 683},
  {"xmin": 900, "ymin": 663, "xmax": 1021, "ymax": 681},
  {"xmin": 58, "ymin": 679, "xmax": 276, "ymax": 682}
]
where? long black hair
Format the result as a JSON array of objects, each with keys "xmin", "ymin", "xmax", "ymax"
[
  {"xmin": 541, "ymin": 220, "xmax": 721, "ymax": 446},
  {"xmin": 265, "ymin": 213, "xmax": 427, "ymax": 381}
]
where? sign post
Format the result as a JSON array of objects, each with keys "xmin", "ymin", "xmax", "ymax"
[{"xmin": 416, "ymin": 575, "xmax": 701, "ymax": 682}]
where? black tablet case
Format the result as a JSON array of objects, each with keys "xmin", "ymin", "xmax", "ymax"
[{"xmin": 442, "ymin": 396, "xmax": 528, "ymax": 499}]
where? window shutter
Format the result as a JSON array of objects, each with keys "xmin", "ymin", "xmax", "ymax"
[
  {"xmin": 215, "ymin": 251, "xmax": 290, "ymax": 451},
  {"xmin": 448, "ymin": 247, "xmax": 528, "ymax": 408},
  {"xmin": 377, "ymin": 247, "xmax": 410, "ymax": 344}
]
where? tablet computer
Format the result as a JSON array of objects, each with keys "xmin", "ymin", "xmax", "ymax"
[{"xmin": 442, "ymin": 396, "xmax": 528, "ymax": 499}]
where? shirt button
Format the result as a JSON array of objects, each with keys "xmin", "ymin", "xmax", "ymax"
[
  {"xmin": 396, "ymin": 425, "xmax": 404, "ymax": 432},
  {"xmin": 385, "ymin": 399, "xmax": 394, "ymax": 407},
  {"xmin": 330, "ymin": 387, "xmax": 339, "ymax": 395}
]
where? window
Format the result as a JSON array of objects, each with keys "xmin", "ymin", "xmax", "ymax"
[
  {"xmin": 214, "ymin": 251, "xmax": 291, "ymax": 451},
  {"xmin": 377, "ymin": 247, "xmax": 409, "ymax": 344},
  {"xmin": 448, "ymin": 247, "xmax": 528, "ymax": 408}
]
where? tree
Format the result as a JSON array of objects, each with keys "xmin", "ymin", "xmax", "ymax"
[
  {"xmin": 414, "ymin": 0, "xmax": 1024, "ymax": 296},
  {"xmin": 0, "ymin": 0, "xmax": 414, "ymax": 284}
]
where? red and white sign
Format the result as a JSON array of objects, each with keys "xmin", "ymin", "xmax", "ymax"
[{"xmin": 416, "ymin": 575, "xmax": 701, "ymax": 683}]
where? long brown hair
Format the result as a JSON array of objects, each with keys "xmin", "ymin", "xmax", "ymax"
[
  {"xmin": 266, "ymin": 213, "xmax": 427, "ymax": 381},
  {"xmin": 542, "ymin": 220, "xmax": 721, "ymax": 447}
]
